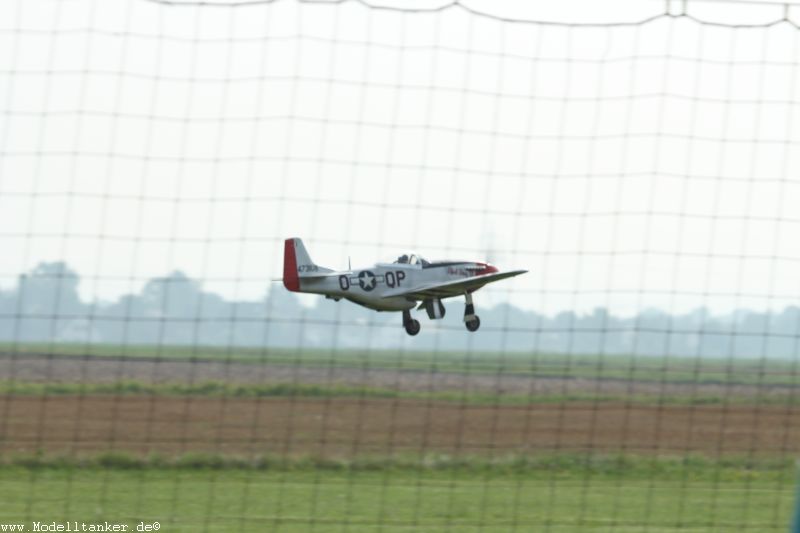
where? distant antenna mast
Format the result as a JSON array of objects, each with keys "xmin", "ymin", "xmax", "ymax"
[{"xmin": 348, "ymin": 256, "xmax": 351, "ymax": 270}]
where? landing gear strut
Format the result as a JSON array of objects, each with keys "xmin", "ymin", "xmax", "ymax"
[
  {"xmin": 464, "ymin": 292, "xmax": 480, "ymax": 332},
  {"xmin": 403, "ymin": 310, "xmax": 420, "ymax": 336}
]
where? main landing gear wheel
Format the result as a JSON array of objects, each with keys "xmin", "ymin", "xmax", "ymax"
[
  {"xmin": 405, "ymin": 319, "xmax": 421, "ymax": 336},
  {"xmin": 463, "ymin": 292, "xmax": 480, "ymax": 332},
  {"xmin": 402, "ymin": 310, "xmax": 420, "ymax": 336}
]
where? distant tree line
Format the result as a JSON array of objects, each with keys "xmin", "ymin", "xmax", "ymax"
[{"xmin": 0, "ymin": 261, "xmax": 799, "ymax": 358}]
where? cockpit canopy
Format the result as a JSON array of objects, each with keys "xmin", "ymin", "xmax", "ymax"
[{"xmin": 394, "ymin": 253, "xmax": 430, "ymax": 266}]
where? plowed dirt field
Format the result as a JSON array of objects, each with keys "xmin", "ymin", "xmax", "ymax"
[
  {"xmin": 1, "ymin": 395, "xmax": 797, "ymax": 458},
  {"xmin": 2, "ymin": 356, "xmax": 797, "ymax": 459}
]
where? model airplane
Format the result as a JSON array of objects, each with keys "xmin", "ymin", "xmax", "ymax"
[{"xmin": 281, "ymin": 238, "xmax": 527, "ymax": 336}]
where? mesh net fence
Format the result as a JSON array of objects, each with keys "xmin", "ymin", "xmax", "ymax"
[{"xmin": 1, "ymin": 0, "xmax": 800, "ymax": 531}]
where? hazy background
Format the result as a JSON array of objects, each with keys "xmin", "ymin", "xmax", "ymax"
[
  {"xmin": 1, "ymin": 0, "xmax": 799, "ymax": 352},
  {"xmin": 4, "ymin": 260, "xmax": 800, "ymax": 356}
]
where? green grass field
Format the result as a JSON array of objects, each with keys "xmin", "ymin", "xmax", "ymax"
[
  {"xmin": 4, "ymin": 343, "xmax": 799, "ymax": 388},
  {"xmin": 0, "ymin": 380, "xmax": 797, "ymax": 406},
  {"xmin": 0, "ymin": 459, "xmax": 795, "ymax": 532}
]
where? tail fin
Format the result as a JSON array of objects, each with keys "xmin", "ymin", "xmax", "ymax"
[{"xmin": 283, "ymin": 238, "xmax": 332, "ymax": 292}]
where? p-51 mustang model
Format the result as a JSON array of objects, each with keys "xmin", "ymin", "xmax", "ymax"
[{"xmin": 282, "ymin": 238, "xmax": 527, "ymax": 336}]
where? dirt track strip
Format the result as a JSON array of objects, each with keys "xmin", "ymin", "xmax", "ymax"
[
  {"xmin": 1, "ymin": 396, "xmax": 798, "ymax": 457},
  {"xmin": 0, "ymin": 355, "xmax": 797, "ymax": 398}
]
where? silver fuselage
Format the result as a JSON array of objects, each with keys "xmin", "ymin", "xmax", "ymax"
[{"xmin": 298, "ymin": 261, "xmax": 486, "ymax": 311}]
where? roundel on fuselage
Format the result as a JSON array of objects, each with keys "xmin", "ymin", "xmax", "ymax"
[{"xmin": 358, "ymin": 270, "xmax": 377, "ymax": 291}]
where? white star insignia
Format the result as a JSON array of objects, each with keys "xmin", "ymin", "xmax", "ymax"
[{"xmin": 360, "ymin": 272, "xmax": 375, "ymax": 289}]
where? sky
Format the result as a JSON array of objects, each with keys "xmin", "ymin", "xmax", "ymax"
[{"xmin": 0, "ymin": 0, "xmax": 799, "ymax": 316}]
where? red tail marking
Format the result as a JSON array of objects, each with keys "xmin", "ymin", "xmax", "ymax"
[{"xmin": 283, "ymin": 239, "xmax": 300, "ymax": 292}]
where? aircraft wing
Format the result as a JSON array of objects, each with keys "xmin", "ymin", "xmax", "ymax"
[{"xmin": 381, "ymin": 270, "xmax": 527, "ymax": 300}]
